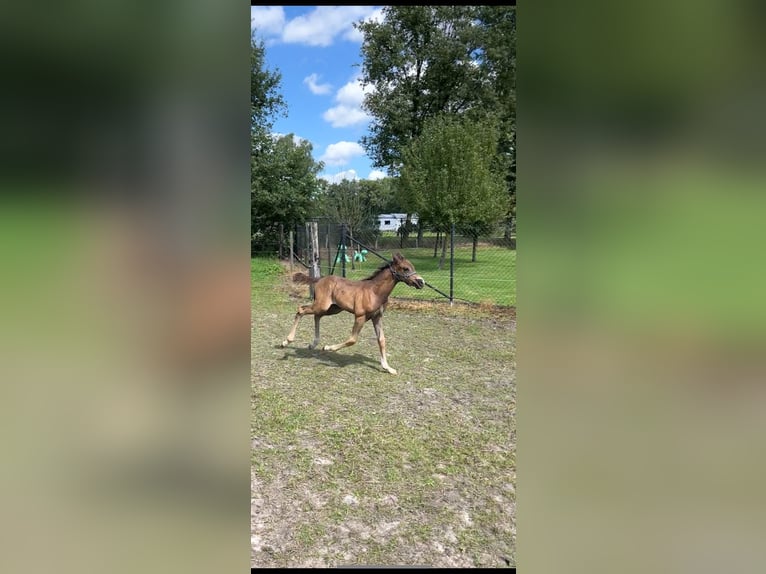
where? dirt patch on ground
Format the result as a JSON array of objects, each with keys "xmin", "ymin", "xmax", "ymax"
[{"xmin": 252, "ymin": 274, "xmax": 516, "ymax": 567}]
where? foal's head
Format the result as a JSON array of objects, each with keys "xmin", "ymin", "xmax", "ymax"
[{"xmin": 389, "ymin": 252, "xmax": 425, "ymax": 289}]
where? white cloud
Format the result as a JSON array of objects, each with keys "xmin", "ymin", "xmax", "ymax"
[
  {"xmin": 250, "ymin": 6, "xmax": 285, "ymax": 37},
  {"xmin": 320, "ymin": 169, "xmax": 359, "ymax": 184},
  {"xmin": 282, "ymin": 6, "xmax": 377, "ymax": 47},
  {"xmin": 336, "ymin": 79, "xmax": 370, "ymax": 106},
  {"xmin": 323, "ymin": 77, "xmax": 373, "ymax": 128},
  {"xmin": 368, "ymin": 170, "xmax": 387, "ymax": 181},
  {"xmin": 303, "ymin": 73, "xmax": 333, "ymax": 96},
  {"xmin": 319, "ymin": 141, "xmax": 365, "ymax": 167},
  {"xmin": 322, "ymin": 105, "xmax": 370, "ymax": 128}
]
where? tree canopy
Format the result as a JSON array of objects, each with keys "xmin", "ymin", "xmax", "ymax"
[
  {"xmin": 400, "ymin": 113, "xmax": 508, "ymax": 263},
  {"xmin": 250, "ymin": 8, "xmax": 516, "ymax": 257},
  {"xmin": 356, "ymin": 6, "xmax": 516, "ymax": 234},
  {"xmin": 252, "ymin": 134, "xmax": 323, "ymax": 250},
  {"xmin": 250, "ymin": 35, "xmax": 323, "ymax": 254}
]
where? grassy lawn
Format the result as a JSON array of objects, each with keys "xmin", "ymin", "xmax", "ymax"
[
  {"xmin": 322, "ymin": 246, "xmax": 516, "ymax": 308},
  {"xmin": 252, "ymin": 257, "xmax": 286, "ymax": 307},
  {"xmin": 525, "ymin": 169, "xmax": 766, "ymax": 345},
  {"xmin": 251, "ymin": 258, "xmax": 516, "ymax": 568}
]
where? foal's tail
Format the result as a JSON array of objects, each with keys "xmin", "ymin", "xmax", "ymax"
[{"xmin": 292, "ymin": 272, "xmax": 319, "ymax": 285}]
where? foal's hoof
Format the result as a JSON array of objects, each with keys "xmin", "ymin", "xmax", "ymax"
[
  {"xmin": 281, "ymin": 340, "xmax": 290, "ymax": 348},
  {"xmin": 385, "ymin": 367, "xmax": 398, "ymax": 375}
]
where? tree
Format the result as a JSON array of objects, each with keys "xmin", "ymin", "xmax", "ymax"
[
  {"xmin": 356, "ymin": 6, "xmax": 516, "ymax": 236},
  {"xmin": 317, "ymin": 178, "xmax": 390, "ymax": 268},
  {"xmin": 320, "ymin": 179, "xmax": 374, "ymax": 234},
  {"xmin": 356, "ymin": 6, "xmax": 488, "ymax": 174},
  {"xmin": 251, "ymin": 34, "xmax": 284, "ymax": 254},
  {"xmin": 250, "ymin": 34, "xmax": 323, "ymax": 255},
  {"xmin": 400, "ymin": 114, "xmax": 508, "ymax": 267},
  {"xmin": 252, "ymin": 134, "xmax": 323, "ymax": 255},
  {"xmin": 474, "ymin": 6, "xmax": 516, "ymax": 237},
  {"xmin": 250, "ymin": 34, "xmax": 284, "ymax": 157},
  {"xmin": 359, "ymin": 177, "xmax": 400, "ymax": 214}
]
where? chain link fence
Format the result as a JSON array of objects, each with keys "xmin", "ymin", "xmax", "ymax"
[{"xmin": 265, "ymin": 216, "xmax": 515, "ymax": 308}]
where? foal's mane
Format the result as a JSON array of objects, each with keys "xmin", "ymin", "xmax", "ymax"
[{"xmin": 363, "ymin": 261, "xmax": 391, "ymax": 281}]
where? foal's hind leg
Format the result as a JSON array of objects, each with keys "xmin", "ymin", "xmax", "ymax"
[
  {"xmin": 309, "ymin": 305, "xmax": 341, "ymax": 350},
  {"xmin": 281, "ymin": 304, "xmax": 315, "ymax": 347},
  {"xmin": 372, "ymin": 314, "xmax": 397, "ymax": 375},
  {"xmin": 308, "ymin": 315, "xmax": 321, "ymax": 350},
  {"xmin": 323, "ymin": 315, "xmax": 366, "ymax": 352}
]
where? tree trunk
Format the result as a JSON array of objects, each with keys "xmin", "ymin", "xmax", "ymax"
[
  {"xmin": 400, "ymin": 214, "xmax": 412, "ymax": 249},
  {"xmin": 433, "ymin": 231, "xmax": 440, "ymax": 258},
  {"xmin": 472, "ymin": 235, "xmax": 478, "ymax": 262}
]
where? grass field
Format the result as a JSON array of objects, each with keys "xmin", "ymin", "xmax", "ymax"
[
  {"xmin": 251, "ymin": 258, "xmax": 516, "ymax": 568},
  {"xmin": 314, "ymin": 245, "xmax": 516, "ymax": 308}
]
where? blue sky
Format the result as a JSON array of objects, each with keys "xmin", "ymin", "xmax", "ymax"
[{"xmin": 250, "ymin": 6, "xmax": 386, "ymax": 184}]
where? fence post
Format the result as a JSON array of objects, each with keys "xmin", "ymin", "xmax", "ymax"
[
  {"xmin": 308, "ymin": 221, "xmax": 320, "ymax": 299},
  {"xmin": 289, "ymin": 229, "xmax": 294, "ymax": 275},
  {"xmin": 450, "ymin": 222, "xmax": 455, "ymax": 306},
  {"xmin": 341, "ymin": 223, "xmax": 347, "ymax": 278}
]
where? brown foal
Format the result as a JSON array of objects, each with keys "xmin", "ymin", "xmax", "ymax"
[{"xmin": 281, "ymin": 252, "xmax": 425, "ymax": 375}]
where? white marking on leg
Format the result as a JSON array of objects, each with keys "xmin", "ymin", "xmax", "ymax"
[
  {"xmin": 283, "ymin": 307, "xmax": 308, "ymax": 347},
  {"xmin": 373, "ymin": 316, "xmax": 397, "ymax": 375},
  {"xmin": 309, "ymin": 316, "xmax": 321, "ymax": 349}
]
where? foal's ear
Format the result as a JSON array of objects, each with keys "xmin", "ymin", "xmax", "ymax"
[{"xmin": 392, "ymin": 252, "xmax": 403, "ymax": 262}]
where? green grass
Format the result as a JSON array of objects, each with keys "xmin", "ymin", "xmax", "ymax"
[
  {"xmin": 251, "ymin": 257, "xmax": 516, "ymax": 568},
  {"xmin": 252, "ymin": 257, "xmax": 289, "ymax": 308},
  {"xmin": 525, "ymin": 168, "xmax": 766, "ymax": 345},
  {"xmin": 323, "ymin": 246, "xmax": 516, "ymax": 307}
]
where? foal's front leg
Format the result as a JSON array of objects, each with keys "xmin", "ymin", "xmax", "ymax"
[
  {"xmin": 323, "ymin": 314, "xmax": 365, "ymax": 352},
  {"xmin": 281, "ymin": 304, "xmax": 314, "ymax": 347},
  {"xmin": 372, "ymin": 314, "xmax": 397, "ymax": 375}
]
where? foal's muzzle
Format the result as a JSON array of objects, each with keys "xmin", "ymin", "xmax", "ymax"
[{"xmin": 414, "ymin": 276, "xmax": 425, "ymax": 289}]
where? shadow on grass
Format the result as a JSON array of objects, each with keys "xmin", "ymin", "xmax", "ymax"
[{"xmin": 276, "ymin": 345, "xmax": 383, "ymax": 372}]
